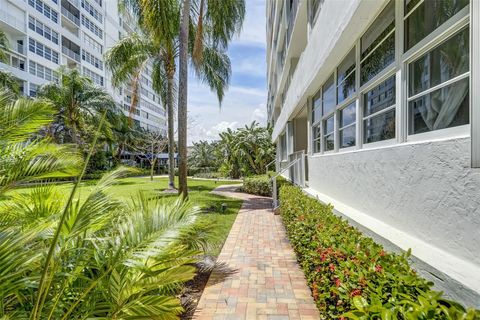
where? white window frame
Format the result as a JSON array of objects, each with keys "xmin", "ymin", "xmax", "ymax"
[{"xmin": 308, "ymin": 0, "xmax": 471, "ymax": 156}]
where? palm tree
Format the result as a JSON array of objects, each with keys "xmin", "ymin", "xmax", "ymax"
[
  {"xmin": 177, "ymin": 0, "xmax": 246, "ymax": 197},
  {"xmin": 37, "ymin": 68, "xmax": 116, "ymax": 146},
  {"xmin": 107, "ymin": 0, "xmax": 242, "ymax": 193},
  {"xmin": 105, "ymin": 20, "xmax": 179, "ymax": 189}
]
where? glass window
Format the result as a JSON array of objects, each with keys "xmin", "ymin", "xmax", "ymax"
[
  {"xmin": 405, "ymin": 0, "xmax": 469, "ymax": 51},
  {"xmin": 340, "ymin": 102, "xmax": 356, "ymax": 127},
  {"xmin": 322, "ymin": 75, "xmax": 335, "ymax": 115},
  {"xmin": 361, "ymin": 1, "xmax": 395, "ymax": 84},
  {"xmin": 407, "ymin": 27, "xmax": 469, "ymax": 134},
  {"xmin": 312, "ymin": 90, "xmax": 322, "ymax": 124},
  {"xmin": 337, "ymin": 47, "xmax": 356, "ymax": 103},
  {"xmin": 363, "ymin": 75, "xmax": 396, "ymax": 143},
  {"xmin": 323, "ymin": 116, "xmax": 335, "ymax": 151},
  {"xmin": 408, "ymin": 28, "xmax": 469, "ymax": 96},
  {"xmin": 339, "ymin": 102, "xmax": 356, "ymax": 148},
  {"xmin": 312, "ymin": 124, "xmax": 321, "ymax": 153},
  {"xmin": 364, "ymin": 76, "xmax": 395, "ymax": 116}
]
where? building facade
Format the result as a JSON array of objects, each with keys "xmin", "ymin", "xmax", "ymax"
[
  {"xmin": 267, "ymin": 0, "xmax": 480, "ymax": 306},
  {"xmin": 0, "ymin": 0, "xmax": 166, "ymax": 133}
]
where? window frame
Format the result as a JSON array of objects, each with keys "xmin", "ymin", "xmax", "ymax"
[
  {"xmin": 403, "ymin": 7, "xmax": 470, "ymax": 142},
  {"xmin": 309, "ymin": 0, "xmax": 471, "ymax": 156}
]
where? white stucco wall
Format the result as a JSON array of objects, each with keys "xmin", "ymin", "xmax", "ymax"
[{"xmin": 307, "ymin": 136, "xmax": 480, "ymax": 299}]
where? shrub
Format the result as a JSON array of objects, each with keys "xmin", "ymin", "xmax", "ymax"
[
  {"xmin": 241, "ymin": 175, "xmax": 272, "ymax": 196},
  {"xmin": 193, "ymin": 171, "xmax": 225, "ymax": 179},
  {"xmin": 279, "ymin": 185, "xmax": 480, "ymax": 319}
]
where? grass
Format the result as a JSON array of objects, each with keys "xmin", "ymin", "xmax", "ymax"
[{"xmin": 11, "ymin": 176, "xmax": 243, "ymax": 256}]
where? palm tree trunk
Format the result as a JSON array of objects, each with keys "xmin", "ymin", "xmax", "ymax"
[
  {"xmin": 167, "ymin": 71, "xmax": 176, "ymax": 189},
  {"xmin": 177, "ymin": 0, "xmax": 190, "ymax": 198}
]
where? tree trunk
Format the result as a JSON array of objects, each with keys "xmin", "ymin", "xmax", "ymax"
[
  {"xmin": 177, "ymin": 0, "xmax": 190, "ymax": 198},
  {"xmin": 150, "ymin": 158, "xmax": 156, "ymax": 181},
  {"xmin": 167, "ymin": 71, "xmax": 176, "ymax": 189}
]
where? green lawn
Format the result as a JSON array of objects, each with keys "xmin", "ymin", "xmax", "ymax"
[{"xmin": 12, "ymin": 176, "xmax": 243, "ymax": 256}]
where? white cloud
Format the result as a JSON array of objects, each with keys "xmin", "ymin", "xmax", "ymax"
[
  {"xmin": 186, "ymin": 0, "xmax": 267, "ymax": 145},
  {"xmin": 251, "ymin": 105, "xmax": 267, "ymax": 123},
  {"xmin": 234, "ymin": 0, "xmax": 266, "ymax": 47}
]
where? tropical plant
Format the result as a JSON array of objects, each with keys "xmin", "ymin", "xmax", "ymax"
[
  {"xmin": 0, "ymin": 89, "xmax": 215, "ymax": 318},
  {"xmin": 113, "ymin": 0, "xmax": 243, "ymax": 195},
  {"xmin": 188, "ymin": 140, "xmax": 218, "ymax": 169},
  {"xmin": 37, "ymin": 68, "xmax": 117, "ymax": 146},
  {"xmin": 217, "ymin": 121, "xmax": 276, "ymax": 178},
  {"xmin": 177, "ymin": 0, "xmax": 246, "ymax": 197},
  {"xmin": 0, "ymin": 90, "xmax": 80, "ymax": 196},
  {"xmin": 106, "ymin": 0, "xmax": 183, "ymax": 189},
  {"xmin": 279, "ymin": 185, "xmax": 480, "ymax": 319}
]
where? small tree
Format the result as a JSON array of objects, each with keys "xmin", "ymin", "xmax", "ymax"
[{"xmin": 131, "ymin": 130, "xmax": 169, "ymax": 181}]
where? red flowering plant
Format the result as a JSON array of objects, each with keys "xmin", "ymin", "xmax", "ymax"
[{"xmin": 279, "ymin": 185, "xmax": 479, "ymax": 319}]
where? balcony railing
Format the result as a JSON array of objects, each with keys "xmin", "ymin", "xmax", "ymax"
[
  {"xmin": 0, "ymin": 10, "xmax": 26, "ymax": 33},
  {"xmin": 61, "ymin": 6, "xmax": 80, "ymax": 26},
  {"xmin": 62, "ymin": 46, "xmax": 80, "ymax": 62}
]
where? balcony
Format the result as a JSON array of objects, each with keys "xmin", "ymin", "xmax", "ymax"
[
  {"xmin": 0, "ymin": 10, "xmax": 26, "ymax": 34},
  {"xmin": 61, "ymin": 6, "xmax": 80, "ymax": 27},
  {"xmin": 62, "ymin": 46, "xmax": 80, "ymax": 62}
]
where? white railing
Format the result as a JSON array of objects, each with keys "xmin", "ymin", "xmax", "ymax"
[
  {"xmin": 61, "ymin": 7, "xmax": 80, "ymax": 26},
  {"xmin": 271, "ymin": 150, "xmax": 306, "ymax": 208},
  {"xmin": 0, "ymin": 10, "xmax": 26, "ymax": 32},
  {"xmin": 62, "ymin": 46, "xmax": 81, "ymax": 62}
]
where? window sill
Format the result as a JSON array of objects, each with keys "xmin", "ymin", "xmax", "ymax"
[{"xmin": 309, "ymin": 126, "xmax": 470, "ymax": 159}]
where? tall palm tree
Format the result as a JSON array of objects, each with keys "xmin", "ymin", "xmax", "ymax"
[
  {"xmin": 38, "ymin": 68, "xmax": 116, "ymax": 146},
  {"xmin": 105, "ymin": 14, "xmax": 180, "ymax": 189},
  {"xmin": 107, "ymin": 0, "xmax": 240, "ymax": 193},
  {"xmin": 177, "ymin": 0, "xmax": 246, "ymax": 197},
  {"xmin": 177, "ymin": 0, "xmax": 190, "ymax": 197}
]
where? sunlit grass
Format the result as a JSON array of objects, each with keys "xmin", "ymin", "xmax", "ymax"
[{"xmin": 12, "ymin": 176, "xmax": 243, "ymax": 256}]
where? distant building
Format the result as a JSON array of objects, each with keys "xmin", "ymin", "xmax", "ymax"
[
  {"xmin": 0, "ymin": 0, "xmax": 166, "ymax": 134},
  {"xmin": 267, "ymin": 0, "xmax": 479, "ymax": 306}
]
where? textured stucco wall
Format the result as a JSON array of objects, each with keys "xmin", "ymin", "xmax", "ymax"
[{"xmin": 307, "ymin": 136, "xmax": 480, "ymax": 300}]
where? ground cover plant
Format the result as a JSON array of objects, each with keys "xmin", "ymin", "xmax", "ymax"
[{"xmin": 279, "ymin": 185, "xmax": 480, "ymax": 320}]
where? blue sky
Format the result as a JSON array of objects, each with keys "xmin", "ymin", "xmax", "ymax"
[{"xmin": 187, "ymin": 0, "xmax": 266, "ymax": 145}]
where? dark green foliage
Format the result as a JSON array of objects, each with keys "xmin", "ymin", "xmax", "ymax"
[
  {"xmin": 241, "ymin": 175, "xmax": 272, "ymax": 196},
  {"xmin": 279, "ymin": 185, "xmax": 480, "ymax": 319}
]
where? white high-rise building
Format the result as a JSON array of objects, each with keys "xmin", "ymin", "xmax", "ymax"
[
  {"xmin": 267, "ymin": 0, "xmax": 480, "ymax": 307},
  {"xmin": 0, "ymin": 0, "xmax": 166, "ymax": 134}
]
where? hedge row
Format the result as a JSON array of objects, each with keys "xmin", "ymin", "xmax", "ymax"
[
  {"xmin": 241, "ymin": 175, "xmax": 272, "ymax": 196},
  {"xmin": 279, "ymin": 185, "xmax": 479, "ymax": 319}
]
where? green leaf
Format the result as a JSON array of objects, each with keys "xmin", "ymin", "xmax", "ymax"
[
  {"xmin": 381, "ymin": 309, "xmax": 393, "ymax": 320},
  {"xmin": 353, "ymin": 296, "xmax": 369, "ymax": 312}
]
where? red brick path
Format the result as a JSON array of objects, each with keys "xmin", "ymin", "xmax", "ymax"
[{"xmin": 193, "ymin": 185, "xmax": 320, "ymax": 320}]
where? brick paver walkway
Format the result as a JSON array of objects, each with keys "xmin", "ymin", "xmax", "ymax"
[{"xmin": 194, "ymin": 185, "xmax": 320, "ymax": 320}]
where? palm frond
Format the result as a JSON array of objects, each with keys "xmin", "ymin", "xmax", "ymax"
[
  {"xmin": 194, "ymin": 43, "xmax": 231, "ymax": 105},
  {"xmin": 0, "ymin": 92, "xmax": 55, "ymax": 143}
]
